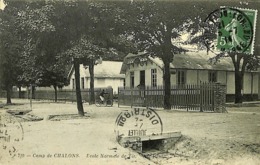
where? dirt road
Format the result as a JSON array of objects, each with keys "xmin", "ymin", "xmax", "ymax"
[{"xmin": 0, "ymin": 99, "xmax": 259, "ymax": 165}]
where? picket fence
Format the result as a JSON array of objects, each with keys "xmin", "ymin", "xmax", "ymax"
[{"xmin": 118, "ymin": 83, "xmax": 226, "ymax": 112}]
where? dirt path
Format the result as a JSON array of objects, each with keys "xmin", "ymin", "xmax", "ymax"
[
  {"xmin": 0, "ymin": 99, "xmax": 260, "ymax": 165},
  {"xmin": 145, "ymin": 107, "xmax": 260, "ymax": 164}
]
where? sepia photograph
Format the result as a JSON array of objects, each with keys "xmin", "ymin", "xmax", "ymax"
[{"xmin": 0, "ymin": 0, "xmax": 259, "ymax": 164}]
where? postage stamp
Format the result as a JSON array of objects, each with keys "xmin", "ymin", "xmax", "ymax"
[{"xmin": 204, "ymin": 7, "xmax": 258, "ymax": 54}]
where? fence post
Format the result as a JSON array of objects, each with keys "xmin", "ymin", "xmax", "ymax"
[
  {"xmin": 213, "ymin": 83, "xmax": 227, "ymax": 113},
  {"xmin": 217, "ymin": 83, "xmax": 226, "ymax": 113},
  {"xmin": 64, "ymin": 90, "xmax": 66, "ymax": 103},
  {"xmin": 199, "ymin": 82, "xmax": 203, "ymax": 112},
  {"xmin": 131, "ymin": 88, "xmax": 133, "ymax": 108},
  {"xmin": 118, "ymin": 87, "xmax": 120, "ymax": 108},
  {"xmin": 221, "ymin": 84, "xmax": 227, "ymax": 112},
  {"xmin": 214, "ymin": 83, "xmax": 219, "ymax": 112},
  {"xmin": 143, "ymin": 86, "xmax": 146, "ymax": 108},
  {"xmin": 145, "ymin": 86, "xmax": 147, "ymax": 108},
  {"xmin": 111, "ymin": 87, "xmax": 114, "ymax": 106},
  {"xmin": 186, "ymin": 84, "xmax": 189, "ymax": 112}
]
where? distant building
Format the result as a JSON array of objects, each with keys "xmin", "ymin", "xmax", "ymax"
[
  {"xmin": 65, "ymin": 61, "xmax": 125, "ymax": 94},
  {"xmin": 120, "ymin": 52, "xmax": 260, "ymax": 102}
]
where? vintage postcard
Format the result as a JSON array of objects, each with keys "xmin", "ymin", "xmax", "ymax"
[{"xmin": 0, "ymin": 0, "xmax": 259, "ymax": 165}]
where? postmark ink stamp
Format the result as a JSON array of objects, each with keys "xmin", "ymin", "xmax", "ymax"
[
  {"xmin": 114, "ymin": 108, "xmax": 163, "ymax": 152},
  {"xmin": 114, "ymin": 107, "xmax": 163, "ymax": 140},
  {"xmin": 0, "ymin": 113, "xmax": 24, "ymax": 160}
]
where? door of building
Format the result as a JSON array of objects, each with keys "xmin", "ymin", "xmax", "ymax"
[{"xmin": 140, "ymin": 70, "xmax": 145, "ymax": 86}]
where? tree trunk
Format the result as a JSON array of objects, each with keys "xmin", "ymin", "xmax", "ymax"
[
  {"xmin": 73, "ymin": 58, "xmax": 84, "ymax": 116},
  {"xmin": 53, "ymin": 85, "xmax": 57, "ymax": 102},
  {"xmin": 27, "ymin": 86, "xmax": 30, "ymax": 99},
  {"xmin": 18, "ymin": 86, "xmax": 22, "ymax": 98},
  {"xmin": 234, "ymin": 70, "xmax": 243, "ymax": 103},
  {"xmin": 6, "ymin": 85, "xmax": 12, "ymax": 104},
  {"xmin": 32, "ymin": 85, "xmax": 36, "ymax": 99},
  {"xmin": 163, "ymin": 61, "xmax": 171, "ymax": 109},
  {"xmin": 231, "ymin": 54, "xmax": 245, "ymax": 104},
  {"xmin": 89, "ymin": 60, "xmax": 95, "ymax": 105}
]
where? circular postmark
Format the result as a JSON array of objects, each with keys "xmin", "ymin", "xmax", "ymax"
[
  {"xmin": 114, "ymin": 107, "xmax": 163, "ymax": 141},
  {"xmin": 203, "ymin": 7, "xmax": 255, "ymax": 54},
  {"xmin": 0, "ymin": 113, "xmax": 24, "ymax": 159}
]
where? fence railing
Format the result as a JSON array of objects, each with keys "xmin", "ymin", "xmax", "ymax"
[
  {"xmin": 118, "ymin": 83, "xmax": 226, "ymax": 112},
  {"xmin": 0, "ymin": 87, "xmax": 113, "ymax": 103}
]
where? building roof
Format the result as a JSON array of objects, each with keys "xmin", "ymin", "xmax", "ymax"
[
  {"xmin": 68, "ymin": 61, "xmax": 125, "ymax": 79},
  {"xmin": 170, "ymin": 52, "xmax": 234, "ymax": 70},
  {"xmin": 120, "ymin": 52, "xmax": 149, "ymax": 74},
  {"xmin": 83, "ymin": 61, "xmax": 125, "ymax": 78},
  {"xmin": 120, "ymin": 51, "xmax": 238, "ymax": 74}
]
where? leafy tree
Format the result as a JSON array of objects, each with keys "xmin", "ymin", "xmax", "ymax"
[
  {"xmin": 37, "ymin": 67, "xmax": 69, "ymax": 102},
  {"xmin": 63, "ymin": 1, "xmax": 133, "ymax": 112},
  {"xmin": 0, "ymin": 0, "xmax": 74, "ymax": 103},
  {"xmin": 199, "ymin": 51, "xmax": 260, "ymax": 103},
  {"xmin": 64, "ymin": 36, "xmax": 106, "ymax": 113},
  {"xmin": 1, "ymin": 0, "xmax": 134, "ymax": 114},
  {"xmin": 12, "ymin": 1, "xmax": 58, "ymax": 99},
  {"xmin": 14, "ymin": 1, "xmax": 77, "ymax": 102},
  {"xmin": 0, "ymin": 5, "xmax": 23, "ymax": 104},
  {"xmin": 190, "ymin": 1, "xmax": 260, "ymax": 103},
  {"xmin": 125, "ymin": 1, "xmax": 204, "ymax": 109}
]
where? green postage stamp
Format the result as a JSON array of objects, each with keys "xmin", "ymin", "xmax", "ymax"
[{"xmin": 216, "ymin": 7, "xmax": 258, "ymax": 54}]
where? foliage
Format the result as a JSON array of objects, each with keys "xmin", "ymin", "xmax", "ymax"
[
  {"xmin": 0, "ymin": 4, "xmax": 24, "ymax": 103},
  {"xmin": 188, "ymin": 1, "xmax": 260, "ymax": 103},
  {"xmin": 124, "ymin": 1, "xmax": 205, "ymax": 109}
]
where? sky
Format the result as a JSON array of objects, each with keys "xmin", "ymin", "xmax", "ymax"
[{"xmin": 0, "ymin": 0, "xmax": 5, "ymax": 10}]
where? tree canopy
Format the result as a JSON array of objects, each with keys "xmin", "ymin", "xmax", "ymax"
[
  {"xmin": 1, "ymin": 0, "xmax": 259, "ymax": 106},
  {"xmin": 124, "ymin": 1, "xmax": 206, "ymax": 109},
  {"xmin": 1, "ymin": 0, "xmax": 133, "ymax": 111},
  {"xmin": 189, "ymin": 1, "xmax": 260, "ymax": 103},
  {"xmin": 0, "ymin": 2, "xmax": 23, "ymax": 103}
]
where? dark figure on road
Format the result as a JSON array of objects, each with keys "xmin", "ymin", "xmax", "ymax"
[{"xmin": 99, "ymin": 89, "xmax": 106, "ymax": 103}]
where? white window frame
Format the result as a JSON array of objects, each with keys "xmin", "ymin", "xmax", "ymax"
[{"xmin": 151, "ymin": 69, "xmax": 157, "ymax": 87}]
